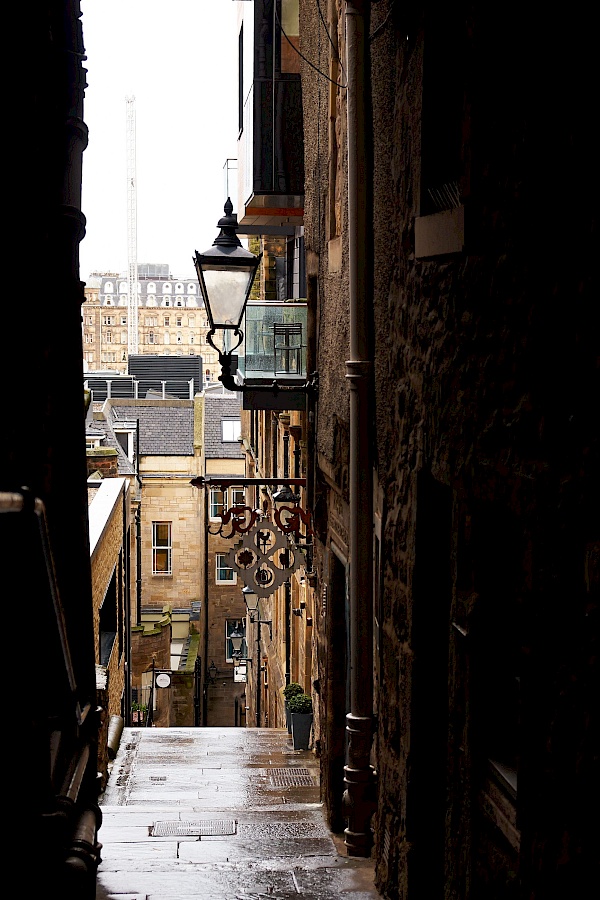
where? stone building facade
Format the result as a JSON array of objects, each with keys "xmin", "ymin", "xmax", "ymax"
[
  {"xmin": 82, "ymin": 266, "xmax": 221, "ymax": 382},
  {"xmin": 87, "ymin": 394, "xmax": 204, "ymax": 724},
  {"xmin": 239, "ymin": 407, "xmax": 315, "ymax": 735},
  {"xmin": 97, "ymin": 397, "xmax": 203, "ymax": 613},
  {"xmin": 199, "ymin": 388, "xmax": 248, "ymax": 727}
]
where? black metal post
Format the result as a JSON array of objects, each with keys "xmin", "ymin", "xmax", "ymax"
[
  {"xmin": 203, "ymin": 489, "xmax": 209, "ymax": 726},
  {"xmin": 194, "ymin": 656, "xmax": 201, "ymax": 727},
  {"xmin": 255, "ymin": 629, "xmax": 261, "ymax": 727},
  {"xmin": 285, "ymin": 580, "xmax": 291, "ymax": 687},
  {"xmin": 135, "ymin": 505, "xmax": 142, "ymax": 625},
  {"xmin": 283, "ymin": 424, "xmax": 290, "ymax": 479}
]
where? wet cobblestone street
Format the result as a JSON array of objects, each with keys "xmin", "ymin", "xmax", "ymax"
[{"xmin": 96, "ymin": 727, "xmax": 379, "ymax": 899}]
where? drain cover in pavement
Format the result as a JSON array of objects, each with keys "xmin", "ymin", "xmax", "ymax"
[
  {"xmin": 151, "ymin": 820, "xmax": 237, "ymax": 837},
  {"xmin": 269, "ymin": 772, "xmax": 315, "ymax": 787},
  {"xmin": 269, "ymin": 768, "xmax": 311, "ymax": 776}
]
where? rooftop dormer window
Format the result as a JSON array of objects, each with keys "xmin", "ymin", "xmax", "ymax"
[{"xmin": 222, "ymin": 418, "xmax": 241, "ymax": 442}]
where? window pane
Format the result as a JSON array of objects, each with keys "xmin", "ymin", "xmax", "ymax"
[
  {"xmin": 280, "ymin": 0, "xmax": 300, "ymax": 74},
  {"xmin": 222, "ymin": 419, "xmax": 241, "ymax": 442},
  {"xmin": 210, "ymin": 488, "xmax": 225, "ymax": 518},
  {"xmin": 231, "ymin": 488, "xmax": 246, "ymax": 507},
  {"xmin": 154, "ymin": 523, "xmax": 170, "ymax": 545},
  {"xmin": 216, "ymin": 554, "xmax": 235, "ymax": 582},
  {"xmin": 154, "ymin": 548, "xmax": 170, "ymax": 573},
  {"xmin": 152, "ymin": 522, "xmax": 172, "ymax": 575}
]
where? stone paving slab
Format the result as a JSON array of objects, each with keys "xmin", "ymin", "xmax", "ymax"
[{"xmin": 96, "ymin": 727, "xmax": 379, "ymax": 900}]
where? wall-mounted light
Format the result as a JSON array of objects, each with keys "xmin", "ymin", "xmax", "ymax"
[
  {"xmin": 207, "ymin": 660, "xmax": 218, "ymax": 684},
  {"xmin": 241, "ymin": 587, "xmax": 272, "ymax": 641},
  {"xmin": 272, "ymin": 484, "xmax": 300, "ymax": 508},
  {"xmin": 242, "ymin": 584, "xmax": 259, "ymax": 617},
  {"xmin": 193, "ymin": 199, "xmax": 261, "ymax": 393},
  {"xmin": 194, "ymin": 201, "xmax": 317, "ymax": 400},
  {"xmin": 229, "ymin": 621, "xmax": 246, "ymax": 659}
]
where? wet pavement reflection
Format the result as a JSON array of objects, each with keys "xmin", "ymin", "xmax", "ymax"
[{"xmin": 96, "ymin": 727, "xmax": 379, "ymax": 899}]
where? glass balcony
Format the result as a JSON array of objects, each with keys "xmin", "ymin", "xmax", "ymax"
[{"xmin": 239, "ymin": 301, "xmax": 307, "ymax": 381}]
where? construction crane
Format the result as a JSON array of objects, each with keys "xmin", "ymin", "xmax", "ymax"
[{"xmin": 126, "ymin": 96, "xmax": 138, "ymax": 355}]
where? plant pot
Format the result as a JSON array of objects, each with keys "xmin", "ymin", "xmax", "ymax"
[{"xmin": 291, "ymin": 712, "xmax": 313, "ymax": 750}]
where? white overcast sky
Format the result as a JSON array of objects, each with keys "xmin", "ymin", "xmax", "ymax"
[{"xmin": 80, "ymin": 0, "xmax": 239, "ymax": 282}]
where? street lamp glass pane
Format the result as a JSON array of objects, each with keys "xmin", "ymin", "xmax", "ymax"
[
  {"xmin": 202, "ymin": 268, "xmax": 254, "ymax": 328},
  {"xmin": 243, "ymin": 586, "xmax": 259, "ymax": 612}
]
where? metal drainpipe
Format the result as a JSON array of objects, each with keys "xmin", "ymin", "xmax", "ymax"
[
  {"xmin": 123, "ymin": 485, "xmax": 132, "ymax": 725},
  {"xmin": 135, "ymin": 505, "xmax": 142, "ymax": 625},
  {"xmin": 136, "ymin": 418, "xmax": 142, "ymax": 624},
  {"xmin": 283, "ymin": 423, "xmax": 292, "ymax": 687},
  {"xmin": 256, "ymin": 629, "xmax": 261, "ymax": 727},
  {"xmin": 285, "ymin": 579, "xmax": 291, "ymax": 687},
  {"xmin": 282, "ymin": 425, "xmax": 290, "ymax": 481},
  {"xmin": 343, "ymin": 0, "xmax": 376, "ymax": 857},
  {"xmin": 203, "ymin": 488, "xmax": 210, "ymax": 726}
]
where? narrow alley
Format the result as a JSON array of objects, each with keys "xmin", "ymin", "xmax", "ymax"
[{"xmin": 96, "ymin": 727, "xmax": 379, "ymax": 899}]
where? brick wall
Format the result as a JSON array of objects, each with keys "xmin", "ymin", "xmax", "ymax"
[{"xmin": 86, "ymin": 448, "xmax": 119, "ymax": 478}]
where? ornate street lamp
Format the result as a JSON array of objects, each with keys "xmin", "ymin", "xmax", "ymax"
[
  {"xmin": 193, "ymin": 200, "xmax": 317, "ymax": 402},
  {"xmin": 272, "ymin": 484, "xmax": 300, "ymax": 508},
  {"xmin": 242, "ymin": 584, "xmax": 259, "ymax": 616},
  {"xmin": 242, "ymin": 586, "xmax": 272, "ymax": 640},
  {"xmin": 193, "ymin": 198, "xmax": 262, "ymax": 391},
  {"xmin": 207, "ymin": 660, "xmax": 218, "ymax": 684},
  {"xmin": 229, "ymin": 621, "xmax": 246, "ymax": 659}
]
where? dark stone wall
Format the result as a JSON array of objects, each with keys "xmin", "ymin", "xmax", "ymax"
[
  {"xmin": 369, "ymin": 7, "xmax": 598, "ymax": 899},
  {"xmin": 302, "ymin": 1, "xmax": 598, "ymax": 897}
]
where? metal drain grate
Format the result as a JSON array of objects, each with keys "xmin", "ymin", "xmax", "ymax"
[
  {"xmin": 269, "ymin": 772, "xmax": 315, "ymax": 787},
  {"xmin": 151, "ymin": 819, "xmax": 237, "ymax": 837},
  {"xmin": 269, "ymin": 768, "xmax": 311, "ymax": 777}
]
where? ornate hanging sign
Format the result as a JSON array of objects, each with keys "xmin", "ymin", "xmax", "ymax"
[
  {"xmin": 208, "ymin": 505, "xmax": 261, "ymax": 539},
  {"xmin": 273, "ymin": 504, "xmax": 313, "ymax": 539},
  {"xmin": 227, "ymin": 520, "xmax": 305, "ymax": 600}
]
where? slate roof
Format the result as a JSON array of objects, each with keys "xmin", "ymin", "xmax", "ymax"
[
  {"xmin": 111, "ymin": 402, "xmax": 194, "ymax": 456},
  {"xmin": 203, "ymin": 392, "xmax": 244, "ymax": 461},
  {"xmin": 86, "ymin": 403, "xmax": 135, "ymax": 475}
]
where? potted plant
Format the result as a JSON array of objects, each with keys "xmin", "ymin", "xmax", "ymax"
[
  {"xmin": 283, "ymin": 682, "xmax": 303, "ymax": 733},
  {"xmin": 131, "ymin": 701, "xmax": 148, "ymax": 724},
  {"xmin": 287, "ymin": 692, "xmax": 313, "ymax": 750}
]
